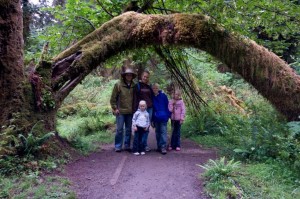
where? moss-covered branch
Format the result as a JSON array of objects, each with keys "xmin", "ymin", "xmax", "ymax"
[{"xmin": 53, "ymin": 12, "xmax": 300, "ymax": 121}]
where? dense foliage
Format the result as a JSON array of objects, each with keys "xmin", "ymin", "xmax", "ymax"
[{"xmin": 56, "ymin": 76, "xmax": 115, "ymax": 153}]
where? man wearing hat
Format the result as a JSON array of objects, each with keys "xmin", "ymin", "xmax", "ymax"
[{"xmin": 110, "ymin": 68, "xmax": 137, "ymax": 152}]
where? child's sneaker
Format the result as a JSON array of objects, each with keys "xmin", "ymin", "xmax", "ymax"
[
  {"xmin": 133, "ymin": 152, "xmax": 140, "ymax": 156},
  {"xmin": 145, "ymin": 146, "xmax": 151, "ymax": 152},
  {"xmin": 176, "ymin": 147, "xmax": 181, "ymax": 151},
  {"xmin": 161, "ymin": 148, "xmax": 167, "ymax": 155},
  {"xmin": 140, "ymin": 152, "xmax": 146, "ymax": 155},
  {"xmin": 168, "ymin": 146, "xmax": 173, "ymax": 151}
]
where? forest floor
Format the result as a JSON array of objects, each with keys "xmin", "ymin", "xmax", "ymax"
[{"xmin": 57, "ymin": 128, "xmax": 218, "ymax": 199}]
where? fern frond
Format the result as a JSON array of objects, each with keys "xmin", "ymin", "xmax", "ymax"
[{"xmin": 36, "ymin": 132, "xmax": 55, "ymax": 146}]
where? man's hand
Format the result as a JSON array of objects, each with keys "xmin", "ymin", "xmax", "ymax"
[
  {"xmin": 133, "ymin": 126, "xmax": 137, "ymax": 131},
  {"xmin": 113, "ymin": 109, "xmax": 120, "ymax": 115}
]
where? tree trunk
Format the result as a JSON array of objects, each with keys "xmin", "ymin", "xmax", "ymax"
[
  {"xmin": 0, "ymin": 1, "xmax": 56, "ymax": 155},
  {"xmin": 0, "ymin": 0, "xmax": 25, "ymax": 126}
]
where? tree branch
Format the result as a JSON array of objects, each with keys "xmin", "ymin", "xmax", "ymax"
[
  {"xmin": 96, "ymin": 0, "xmax": 114, "ymax": 18},
  {"xmin": 254, "ymin": 5, "xmax": 300, "ymax": 23},
  {"xmin": 137, "ymin": 0, "xmax": 155, "ymax": 13},
  {"xmin": 76, "ymin": 16, "xmax": 96, "ymax": 31},
  {"xmin": 152, "ymin": 7, "xmax": 179, "ymax": 14}
]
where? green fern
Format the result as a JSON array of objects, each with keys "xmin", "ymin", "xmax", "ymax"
[
  {"xmin": 197, "ymin": 157, "xmax": 242, "ymax": 198},
  {"xmin": 287, "ymin": 121, "xmax": 300, "ymax": 138},
  {"xmin": 198, "ymin": 157, "xmax": 241, "ymax": 181},
  {"xmin": 18, "ymin": 121, "xmax": 55, "ymax": 155}
]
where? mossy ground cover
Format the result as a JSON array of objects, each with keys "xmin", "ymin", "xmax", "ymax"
[{"xmin": 0, "ymin": 173, "xmax": 76, "ymax": 199}]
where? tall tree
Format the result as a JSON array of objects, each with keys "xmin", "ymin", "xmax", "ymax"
[{"xmin": 0, "ymin": 0, "xmax": 25, "ymax": 127}]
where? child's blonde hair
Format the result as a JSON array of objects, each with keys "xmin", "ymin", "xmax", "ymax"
[
  {"xmin": 152, "ymin": 83, "xmax": 160, "ymax": 88},
  {"xmin": 173, "ymin": 89, "xmax": 182, "ymax": 99},
  {"xmin": 139, "ymin": 100, "xmax": 147, "ymax": 108}
]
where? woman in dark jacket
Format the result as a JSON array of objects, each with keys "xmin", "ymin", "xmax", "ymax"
[{"xmin": 133, "ymin": 70, "xmax": 153, "ymax": 152}]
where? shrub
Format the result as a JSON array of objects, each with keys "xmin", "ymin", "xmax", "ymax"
[
  {"xmin": 198, "ymin": 157, "xmax": 242, "ymax": 198},
  {"xmin": 17, "ymin": 122, "xmax": 55, "ymax": 156}
]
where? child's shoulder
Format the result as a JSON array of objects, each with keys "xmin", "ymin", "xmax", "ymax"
[
  {"xmin": 134, "ymin": 110, "xmax": 141, "ymax": 114},
  {"xmin": 179, "ymin": 99, "xmax": 185, "ymax": 104}
]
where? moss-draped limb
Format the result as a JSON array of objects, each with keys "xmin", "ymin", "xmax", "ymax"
[{"xmin": 53, "ymin": 12, "xmax": 300, "ymax": 121}]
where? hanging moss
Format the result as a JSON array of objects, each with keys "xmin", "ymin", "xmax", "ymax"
[{"xmin": 173, "ymin": 14, "xmax": 208, "ymax": 44}]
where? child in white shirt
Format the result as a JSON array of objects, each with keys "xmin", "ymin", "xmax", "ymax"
[{"xmin": 132, "ymin": 100, "xmax": 150, "ymax": 155}]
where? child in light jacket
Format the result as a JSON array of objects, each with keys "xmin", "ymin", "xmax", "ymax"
[
  {"xmin": 132, "ymin": 100, "xmax": 150, "ymax": 155},
  {"xmin": 168, "ymin": 89, "xmax": 186, "ymax": 151}
]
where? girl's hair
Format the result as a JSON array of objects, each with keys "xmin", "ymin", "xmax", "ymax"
[
  {"xmin": 173, "ymin": 89, "xmax": 182, "ymax": 98},
  {"xmin": 139, "ymin": 100, "xmax": 147, "ymax": 108}
]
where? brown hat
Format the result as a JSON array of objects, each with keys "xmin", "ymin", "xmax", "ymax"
[{"xmin": 121, "ymin": 68, "xmax": 137, "ymax": 79}]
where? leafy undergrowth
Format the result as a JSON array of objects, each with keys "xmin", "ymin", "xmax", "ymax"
[
  {"xmin": 183, "ymin": 52, "xmax": 300, "ymax": 198},
  {"xmin": 1, "ymin": 75, "xmax": 116, "ymax": 198},
  {"xmin": 56, "ymin": 75, "xmax": 116, "ymax": 154},
  {"xmin": 237, "ymin": 162, "xmax": 300, "ymax": 199},
  {"xmin": 199, "ymin": 157, "xmax": 300, "ymax": 199},
  {"xmin": 0, "ymin": 143, "xmax": 79, "ymax": 198},
  {"xmin": 0, "ymin": 173, "xmax": 76, "ymax": 199}
]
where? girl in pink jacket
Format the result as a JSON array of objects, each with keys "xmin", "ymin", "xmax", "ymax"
[{"xmin": 168, "ymin": 89, "xmax": 186, "ymax": 151}]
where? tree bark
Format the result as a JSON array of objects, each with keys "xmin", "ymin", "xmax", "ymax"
[{"xmin": 0, "ymin": 0, "xmax": 25, "ymax": 125}]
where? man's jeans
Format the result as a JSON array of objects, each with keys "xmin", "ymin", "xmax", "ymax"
[
  {"xmin": 115, "ymin": 114, "xmax": 133, "ymax": 150},
  {"xmin": 171, "ymin": 120, "xmax": 181, "ymax": 148},
  {"xmin": 142, "ymin": 107, "xmax": 153, "ymax": 148},
  {"xmin": 154, "ymin": 122, "xmax": 168, "ymax": 150}
]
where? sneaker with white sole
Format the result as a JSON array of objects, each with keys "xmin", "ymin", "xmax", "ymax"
[
  {"xmin": 133, "ymin": 152, "xmax": 140, "ymax": 156},
  {"xmin": 140, "ymin": 152, "xmax": 145, "ymax": 155}
]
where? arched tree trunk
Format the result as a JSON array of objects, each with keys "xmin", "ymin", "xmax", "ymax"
[{"xmin": 53, "ymin": 12, "xmax": 300, "ymax": 121}]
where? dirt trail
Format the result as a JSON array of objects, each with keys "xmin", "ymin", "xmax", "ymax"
[{"xmin": 62, "ymin": 129, "xmax": 217, "ymax": 199}]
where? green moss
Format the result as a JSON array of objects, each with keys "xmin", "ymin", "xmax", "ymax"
[{"xmin": 36, "ymin": 61, "xmax": 52, "ymax": 86}]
